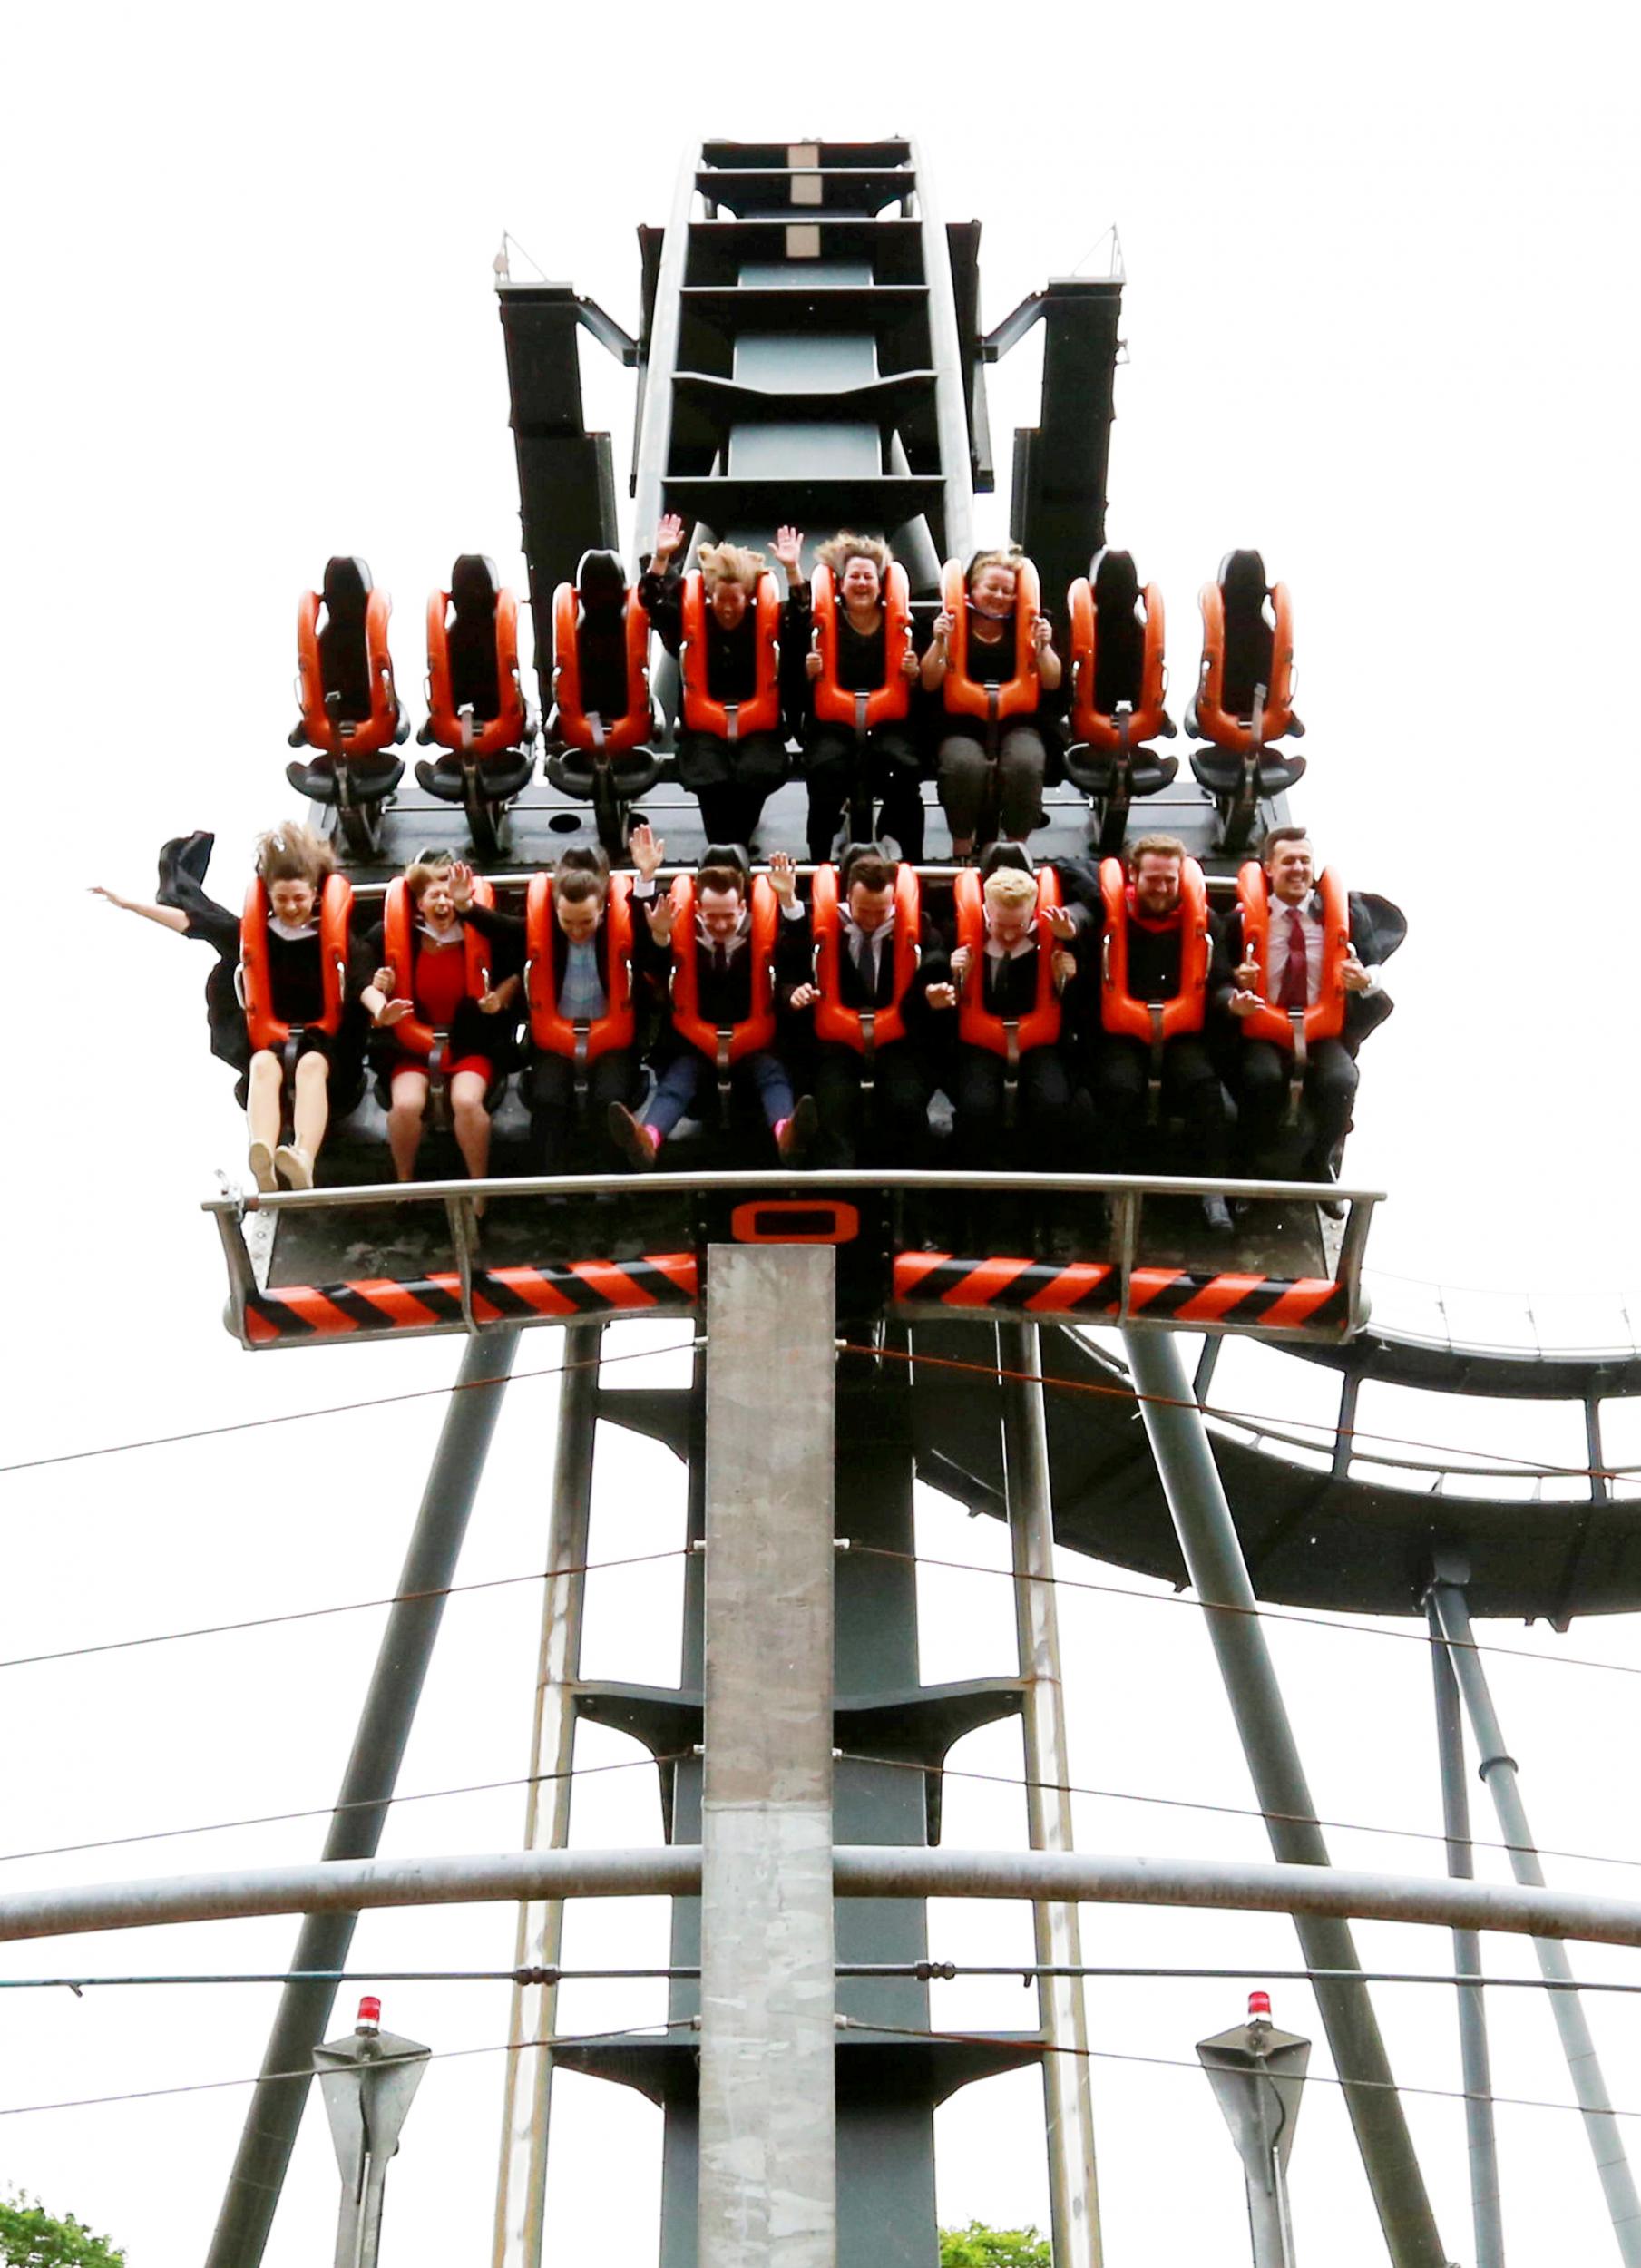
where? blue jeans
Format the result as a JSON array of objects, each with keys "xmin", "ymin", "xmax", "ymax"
[{"xmin": 644, "ymin": 1048, "xmax": 794, "ymax": 1138}]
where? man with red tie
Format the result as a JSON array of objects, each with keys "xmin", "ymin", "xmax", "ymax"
[{"xmin": 1218, "ymin": 825, "xmax": 1405, "ymax": 1200}]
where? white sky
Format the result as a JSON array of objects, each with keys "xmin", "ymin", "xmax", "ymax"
[{"xmin": 7, "ymin": 4, "xmax": 1641, "ymax": 2264}]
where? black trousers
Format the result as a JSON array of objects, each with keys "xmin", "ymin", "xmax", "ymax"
[
  {"xmin": 803, "ymin": 726, "xmax": 924, "ymax": 859},
  {"xmin": 1089, "ymin": 1034, "xmax": 1230, "ymax": 1175},
  {"xmin": 951, "ymin": 1043, "xmax": 1071, "ymax": 1168},
  {"xmin": 676, "ymin": 728, "xmax": 787, "ymax": 848},
  {"xmin": 1236, "ymin": 1036, "xmax": 1358, "ymax": 1170},
  {"xmin": 810, "ymin": 1039, "xmax": 934, "ymax": 1168},
  {"xmin": 529, "ymin": 1048, "xmax": 640, "ymax": 1170}
]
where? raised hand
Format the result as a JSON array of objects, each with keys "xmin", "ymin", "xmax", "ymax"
[
  {"xmin": 653, "ymin": 512, "xmax": 687, "ymax": 563},
  {"xmin": 448, "ymin": 859, "xmax": 475, "ymax": 912},
  {"xmin": 630, "ymin": 821, "xmax": 665, "ymax": 881},
  {"xmin": 806, "ymin": 627, "xmax": 824, "ymax": 680},
  {"xmin": 644, "ymin": 896, "xmax": 676, "ymax": 945},
  {"xmin": 772, "ymin": 524, "xmax": 806, "ymax": 582},
  {"xmin": 767, "ymin": 850, "xmax": 799, "ymax": 910},
  {"xmin": 1040, "ymin": 903, "xmax": 1078, "ymax": 942},
  {"xmin": 1031, "ymin": 613, "xmax": 1053, "ymax": 650}
]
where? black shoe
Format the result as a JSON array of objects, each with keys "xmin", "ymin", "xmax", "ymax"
[
  {"xmin": 776, "ymin": 1094, "xmax": 818, "ymax": 1163},
  {"xmin": 1202, "ymin": 1194, "xmax": 1235, "ymax": 1235},
  {"xmin": 156, "ymin": 830, "xmax": 214, "ymax": 908}
]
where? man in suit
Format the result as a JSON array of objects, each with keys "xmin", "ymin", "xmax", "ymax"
[
  {"xmin": 783, "ymin": 845, "xmax": 954, "ymax": 1167},
  {"xmin": 1217, "ymin": 824, "xmax": 1406, "ymax": 1203},
  {"xmin": 947, "ymin": 860, "xmax": 1079, "ymax": 1169}
]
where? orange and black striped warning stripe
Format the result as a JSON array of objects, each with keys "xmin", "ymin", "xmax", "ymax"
[
  {"xmin": 892, "ymin": 1254, "xmax": 1349, "ymax": 1333},
  {"xmin": 243, "ymin": 1254, "xmax": 698, "ymax": 1344}
]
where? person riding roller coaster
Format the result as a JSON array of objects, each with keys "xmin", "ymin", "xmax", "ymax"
[
  {"xmin": 91, "ymin": 825, "xmax": 370, "ymax": 1191},
  {"xmin": 783, "ymin": 844, "xmax": 956, "ymax": 1168},
  {"xmin": 1216, "ymin": 824, "xmax": 1406, "ymax": 1207},
  {"xmin": 945, "ymin": 856, "xmax": 1079, "ymax": 1173},
  {"xmin": 787, "ymin": 531, "xmax": 926, "ymax": 861},
  {"xmin": 638, "ymin": 514, "xmax": 806, "ymax": 848},
  {"xmin": 1057, "ymin": 835, "xmax": 1236, "ymax": 1234},
  {"xmin": 609, "ymin": 825, "xmax": 815, "ymax": 1168},
  {"xmin": 923, "ymin": 547, "xmax": 1064, "ymax": 859},
  {"xmin": 358, "ymin": 854, "xmax": 521, "ymax": 1192}
]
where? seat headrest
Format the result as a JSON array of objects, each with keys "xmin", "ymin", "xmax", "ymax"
[
  {"xmin": 577, "ymin": 549, "xmax": 628, "ymax": 614},
  {"xmin": 1091, "ymin": 547, "xmax": 1140, "ymax": 611},
  {"xmin": 979, "ymin": 841, "xmax": 1035, "ymax": 880},
  {"xmin": 322, "ymin": 556, "xmax": 372, "ymax": 611},
  {"xmin": 450, "ymin": 554, "xmax": 500, "ymax": 616},
  {"xmin": 838, "ymin": 839, "xmax": 894, "ymax": 889},
  {"xmin": 698, "ymin": 843, "xmax": 752, "ymax": 881},
  {"xmin": 1217, "ymin": 549, "xmax": 1268, "ymax": 605}
]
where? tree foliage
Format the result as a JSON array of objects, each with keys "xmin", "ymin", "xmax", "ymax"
[
  {"xmin": 938, "ymin": 2220, "xmax": 1051, "ymax": 2268},
  {"xmin": 0, "ymin": 2195, "xmax": 124, "ymax": 2268}
]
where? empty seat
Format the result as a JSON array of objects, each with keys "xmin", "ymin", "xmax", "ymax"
[
  {"xmin": 286, "ymin": 557, "xmax": 407, "ymax": 849},
  {"xmin": 1186, "ymin": 550, "xmax": 1305, "ymax": 820},
  {"xmin": 544, "ymin": 551, "xmax": 660, "ymax": 855}
]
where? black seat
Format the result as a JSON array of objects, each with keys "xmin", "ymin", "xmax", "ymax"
[{"xmin": 545, "ymin": 549, "xmax": 661, "ymax": 855}]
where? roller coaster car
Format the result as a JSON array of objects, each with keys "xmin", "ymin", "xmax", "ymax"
[
  {"xmin": 1062, "ymin": 550, "xmax": 1178, "ymax": 855},
  {"xmin": 286, "ymin": 557, "xmax": 409, "ymax": 857},
  {"xmin": 415, "ymin": 555, "xmax": 539, "ymax": 861},
  {"xmin": 1185, "ymin": 550, "xmax": 1305, "ymax": 853},
  {"xmin": 543, "ymin": 551, "xmax": 661, "ymax": 858}
]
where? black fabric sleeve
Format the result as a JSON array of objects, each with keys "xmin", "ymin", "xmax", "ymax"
[
  {"xmin": 638, "ymin": 565, "xmax": 684, "ymax": 654},
  {"xmin": 181, "ymin": 898, "xmax": 241, "ymax": 961}
]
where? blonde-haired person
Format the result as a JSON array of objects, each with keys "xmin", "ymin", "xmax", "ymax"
[
  {"xmin": 92, "ymin": 823, "xmax": 370, "ymax": 1189},
  {"xmin": 357, "ymin": 854, "xmax": 522, "ymax": 1188},
  {"xmin": 787, "ymin": 530, "xmax": 925, "ymax": 860},
  {"xmin": 922, "ymin": 547, "xmax": 1063, "ymax": 858},
  {"xmin": 639, "ymin": 513, "xmax": 808, "ymax": 848},
  {"xmin": 944, "ymin": 858, "xmax": 1080, "ymax": 1172}
]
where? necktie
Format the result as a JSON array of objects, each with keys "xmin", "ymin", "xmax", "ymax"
[
  {"xmin": 1277, "ymin": 910, "xmax": 1309, "ymax": 1010},
  {"xmin": 713, "ymin": 945, "xmax": 728, "ymax": 974}
]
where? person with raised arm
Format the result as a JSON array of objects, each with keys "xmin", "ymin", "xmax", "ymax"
[
  {"xmin": 608, "ymin": 824, "xmax": 816, "ymax": 1168},
  {"xmin": 638, "ymin": 513, "xmax": 806, "ymax": 847},
  {"xmin": 357, "ymin": 853, "xmax": 521, "ymax": 1190},
  {"xmin": 1216, "ymin": 824, "xmax": 1404, "ymax": 1207},
  {"xmin": 922, "ymin": 547, "xmax": 1063, "ymax": 859},
  {"xmin": 93, "ymin": 826, "xmax": 370, "ymax": 1191},
  {"xmin": 787, "ymin": 530, "xmax": 926, "ymax": 860},
  {"xmin": 784, "ymin": 844, "xmax": 954, "ymax": 1168}
]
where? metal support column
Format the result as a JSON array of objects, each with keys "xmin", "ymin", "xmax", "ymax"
[
  {"xmin": 698, "ymin": 1246, "xmax": 837, "ymax": 2268},
  {"xmin": 1119, "ymin": 1325, "xmax": 1448, "ymax": 2268},
  {"xmin": 493, "ymin": 1322, "xmax": 603, "ymax": 2268},
  {"xmin": 998, "ymin": 1322, "xmax": 1102, "ymax": 2268},
  {"xmin": 1426, "ymin": 1593, "xmax": 1504, "ymax": 2268},
  {"xmin": 1428, "ymin": 1575, "xmax": 1641, "ymax": 2265},
  {"xmin": 206, "ymin": 1325, "xmax": 521, "ymax": 2268}
]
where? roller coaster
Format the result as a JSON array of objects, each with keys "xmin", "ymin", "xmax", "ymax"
[{"xmin": 45, "ymin": 138, "xmax": 1641, "ymax": 2268}]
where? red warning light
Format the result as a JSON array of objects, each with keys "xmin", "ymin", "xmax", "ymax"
[
  {"xmin": 357, "ymin": 1995, "xmax": 382, "ymax": 2028},
  {"xmin": 1247, "ymin": 1990, "xmax": 1272, "ymax": 2019}
]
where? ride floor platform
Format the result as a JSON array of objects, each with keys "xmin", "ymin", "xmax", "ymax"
[{"xmin": 327, "ymin": 767, "xmax": 1281, "ymax": 885}]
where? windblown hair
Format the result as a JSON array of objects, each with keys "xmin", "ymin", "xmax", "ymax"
[
  {"xmin": 256, "ymin": 823, "xmax": 337, "ymax": 889},
  {"xmin": 982, "ymin": 866, "xmax": 1040, "ymax": 910},
  {"xmin": 403, "ymin": 851, "xmax": 455, "ymax": 904},
  {"xmin": 698, "ymin": 542, "xmax": 766, "ymax": 591},
  {"xmin": 968, "ymin": 545, "xmax": 1026, "ymax": 590},
  {"xmin": 816, "ymin": 531, "xmax": 892, "ymax": 580}
]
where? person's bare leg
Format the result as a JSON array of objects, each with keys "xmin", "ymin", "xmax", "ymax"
[
  {"xmin": 292, "ymin": 1051, "xmax": 331, "ymax": 1160},
  {"xmin": 246, "ymin": 1052, "xmax": 283, "ymax": 1190},
  {"xmin": 451, "ymin": 1070, "xmax": 492, "ymax": 1183},
  {"xmin": 386, "ymin": 1070, "xmax": 428, "ymax": 1182}
]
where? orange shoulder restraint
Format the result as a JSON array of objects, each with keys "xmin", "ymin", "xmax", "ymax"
[
  {"xmin": 425, "ymin": 586, "xmax": 526, "ymax": 757},
  {"xmin": 296, "ymin": 587, "xmax": 399, "ymax": 758},
  {"xmin": 668, "ymin": 873, "xmax": 778, "ymax": 1062},
  {"xmin": 1067, "ymin": 575, "xmax": 1167, "ymax": 748},
  {"xmin": 239, "ymin": 873, "xmax": 353, "ymax": 1051},
  {"xmin": 1097, "ymin": 855, "xmax": 1208, "ymax": 1041},
  {"xmin": 524, "ymin": 872, "xmax": 637, "ymax": 1061},
  {"xmin": 1234, "ymin": 864, "xmax": 1349, "ymax": 1048},
  {"xmin": 380, "ymin": 876, "xmax": 494, "ymax": 1061},
  {"xmin": 1194, "ymin": 580, "xmax": 1295, "ymax": 751},
  {"xmin": 809, "ymin": 561, "xmax": 912, "ymax": 732},
  {"xmin": 810, "ymin": 861, "xmax": 921, "ymax": 1051},
  {"xmin": 679, "ymin": 572, "xmax": 782, "ymax": 738},
  {"xmin": 953, "ymin": 865, "xmax": 1062, "ymax": 1056},
  {"xmin": 940, "ymin": 557, "xmax": 1042, "ymax": 726},
  {"xmin": 551, "ymin": 582, "xmax": 652, "ymax": 755}
]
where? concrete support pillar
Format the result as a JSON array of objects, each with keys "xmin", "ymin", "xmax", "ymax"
[{"xmin": 698, "ymin": 1246, "xmax": 837, "ymax": 2268}]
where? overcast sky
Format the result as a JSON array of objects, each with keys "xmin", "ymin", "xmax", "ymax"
[{"xmin": 7, "ymin": 5, "xmax": 1641, "ymax": 2264}]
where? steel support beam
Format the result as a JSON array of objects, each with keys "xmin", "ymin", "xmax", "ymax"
[
  {"xmin": 698, "ymin": 1246, "xmax": 837, "ymax": 2268},
  {"xmin": 1119, "ymin": 1325, "xmax": 1448, "ymax": 2268},
  {"xmin": 13, "ymin": 1844, "xmax": 1641, "ymax": 1950},
  {"xmin": 204, "ymin": 1325, "xmax": 520, "ymax": 2268},
  {"xmin": 1427, "ymin": 1596, "xmax": 1504, "ymax": 2268},
  {"xmin": 493, "ymin": 1323, "xmax": 602, "ymax": 2268},
  {"xmin": 998, "ymin": 1323, "xmax": 1102, "ymax": 2268},
  {"xmin": 1429, "ymin": 1576, "xmax": 1641, "ymax": 2265}
]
